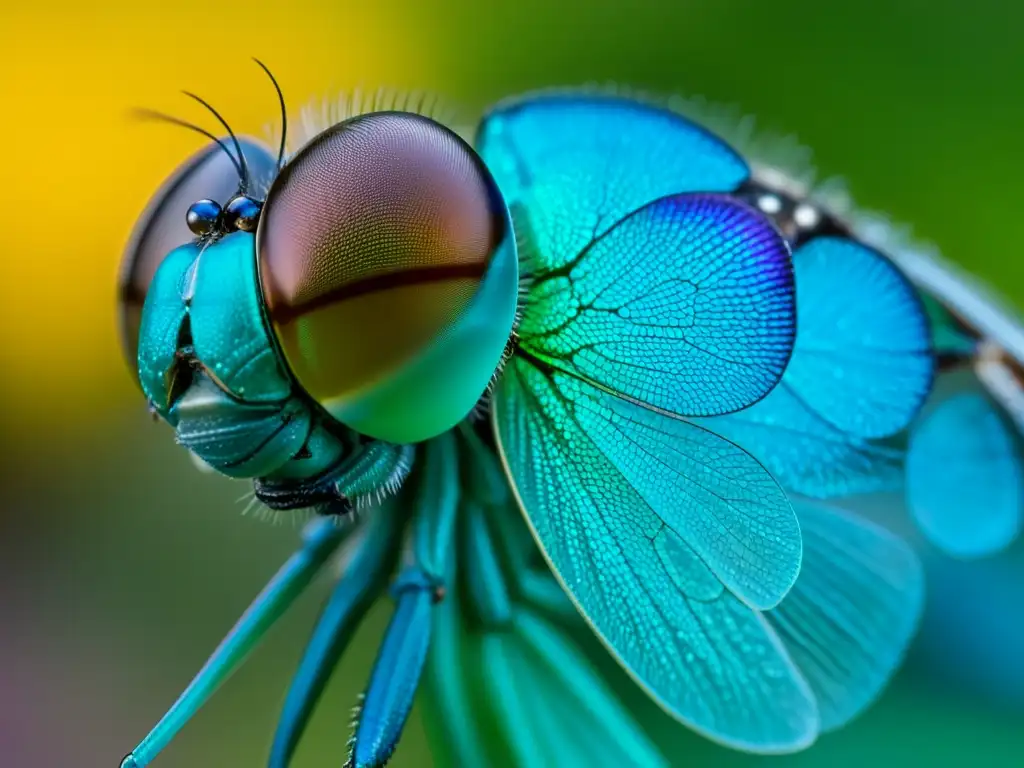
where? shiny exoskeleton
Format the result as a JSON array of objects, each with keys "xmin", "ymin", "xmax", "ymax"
[{"xmin": 120, "ymin": 110, "xmax": 518, "ymax": 513}]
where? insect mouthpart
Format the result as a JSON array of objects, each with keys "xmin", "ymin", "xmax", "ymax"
[
  {"xmin": 170, "ymin": 372, "xmax": 313, "ymax": 479},
  {"xmin": 159, "ymin": 316, "xmax": 198, "ymax": 411}
]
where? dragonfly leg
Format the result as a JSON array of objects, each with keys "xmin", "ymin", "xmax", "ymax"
[
  {"xmin": 348, "ymin": 566, "xmax": 437, "ymax": 768},
  {"xmin": 347, "ymin": 435, "xmax": 457, "ymax": 767},
  {"xmin": 268, "ymin": 509, "xmax": 405, "ymax": 768},
  {"xmin": 120, "ymin": 518, "xmax": 351, "ymax": 768}
]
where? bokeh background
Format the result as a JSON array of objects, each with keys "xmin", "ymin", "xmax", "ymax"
[{"xmin": 2, "ymin": 1, "xmax": 1023, "ymax": 766}]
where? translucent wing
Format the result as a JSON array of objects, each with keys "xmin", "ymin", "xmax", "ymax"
[
  {"xmin": 477, "ymin": 91, "xmax": 751, "ymax": 272},
  {"xmin": 507, "ymin": 609, "xmax": 670, "ymax": 767},
  {"xmin": 514, "ymin": 193, "xmax": 796, "ymax": 417},
  {"xmin": 907, "ymin": 393, "xmax": 1023, "ymax": 557},
  {"xmin": 783, "ymin": 236, "xmax": 932, "ymax": 439},
  {"xmin": 478, "ymin": 94, "xmax": 795, "ymax": 416},
  {"xmin": 700, "ymin": 384, "xmax": 905, "ymax": 498},
  {"xmin": 494, "ymin": 359, "xmax": 816, "ymax": 751},
  {"xmin": 700, "ymin": 235, "xmax": 932, "ymax": 498},
  {"xmin": 768, "ymin": 499, "xmax": 924, "ymax": 731}
]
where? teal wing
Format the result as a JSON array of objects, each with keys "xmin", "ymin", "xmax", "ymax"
[
  {"xmin": 512, "ymin": 193, "xmax": 796, "ymax": 416},
  {"xmin": 907, "ymin": 392, "xmax": 1023, "ymax": 558},
  {"xmin": 484, "ymin": 93, "xmax": 813, "ymax": 749},
  {"xmin": 767, "ymin": 499, "xmax": 924, "ymax": 731},
  {"xmin": 782, "ymin": 237, "xmax": 932, "ymax": 439},
  {"xmin": 494, "ymin": 360, "xmax": 818, "ymax": 752},
  {"xmin": 478, "ymin": 94, "xmax": 795, "ymax": 417},
  {"xmin": 491, "ymin": 190, "xmax": 802, "ymax": 603},
  {"xmin": 700, "ymin": 236, "xmax": 932, "ymax": 497},
  {"xmin": 477, "ymin": 91, "xmax": 751, "ymax": 273}
]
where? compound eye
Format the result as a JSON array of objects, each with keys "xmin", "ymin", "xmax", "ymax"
[
  {"xmin": 257, "ymin": 111, "xmax": 516, "ymax": 443},
  {"xmin": 118, "ymin": 139, "xmax": 276, "ymax": 384}
]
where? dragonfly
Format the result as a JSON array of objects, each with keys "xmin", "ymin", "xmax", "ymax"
[{"xmin": 117, "ymin": 66, "xmax": 930, "ymax": 767}]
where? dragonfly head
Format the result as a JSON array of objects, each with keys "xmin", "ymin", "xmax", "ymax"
[
  {"xmin": 121, "ymin": 227, "xmax": 343, "ymax": 478},
  {"xmin": 120, "ymin": 110, "xmax": 519, "ymax": 469}
]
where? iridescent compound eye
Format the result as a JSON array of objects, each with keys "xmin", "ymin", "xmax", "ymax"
[
  {"xmin": 256, "ymin": 112, "xmax": 518, "ymax": 444},
  {"xmin": 118, "ymin": 138, "xmax": 277, "ymax": 384}
]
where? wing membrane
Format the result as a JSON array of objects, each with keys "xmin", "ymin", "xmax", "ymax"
[
  {"xmin": 907, "ymin": 392, "xmax": 1023, "ymax": 557},
  {"xmin": 516, "ymin": 193, "xmax": 796, "ymax": 417},
  {"xmin": 477, "ymin": 91, "xmax": 751, "ymax": 274},
  {"xmin": 768, "ymin": 499, "xmax": 924, "ymax": 730},
  {"xmin": 699, "ymin": 383, "xmax": 904, "ymax": 498},
  {"xmin": 701, "ymin": 236, "xmax": 931, "ymax": 498},
  {"xmin": 784, "ymin": 236, "xmax": 933, "ymax": 439},
  {"xmin": 494, "ymin": 358, "xmax": 817, "ymax": 752}
]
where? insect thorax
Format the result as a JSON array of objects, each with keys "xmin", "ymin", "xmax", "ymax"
[{"xmin": 735, "ymin": 168, "xmax": 853, "ymax": 248}]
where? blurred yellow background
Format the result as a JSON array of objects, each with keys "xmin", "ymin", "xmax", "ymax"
[
  {"xmin": 2, "ymin": 1, "xmax": 1023, "ymax": 767},
  {"xmin": 0, "ymin": 1, "xmax": 438, "ymax": 432}
]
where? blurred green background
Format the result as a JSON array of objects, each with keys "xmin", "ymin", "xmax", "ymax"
[{"xmin": 2, "ymin": 1, "xmax": 1023, "ymax": 766}]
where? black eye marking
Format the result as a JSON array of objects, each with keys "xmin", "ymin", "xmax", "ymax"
[
  {"xmin": 222, "ymin": 195, "xmax": 264, "ymax": 233},
  {"xmin": 186, "ymin": 194, "xmax": 264, "ymax": 238},
  {"xmin": 186, "ymin": 199, "xmax": 223, "ymax": 236}
]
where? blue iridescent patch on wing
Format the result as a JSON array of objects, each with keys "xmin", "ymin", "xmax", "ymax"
[
  {"xmin": 907, "ymin": 392, "xmax": 1023, "ymax": 558},
  {"xmin": 701, "ymin": 235, "xmax": 933, "ymax": 498},
  {"xmin": 514, "ymin": 193, "xmax": 796, "ymax": 417},
  {"xmin": 768, "ymin": 499, "xmax": 924, "ymax": 731},
  {"xmin": 477, "ymin": 93, "xmax": 751, "ymax": 274}
]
